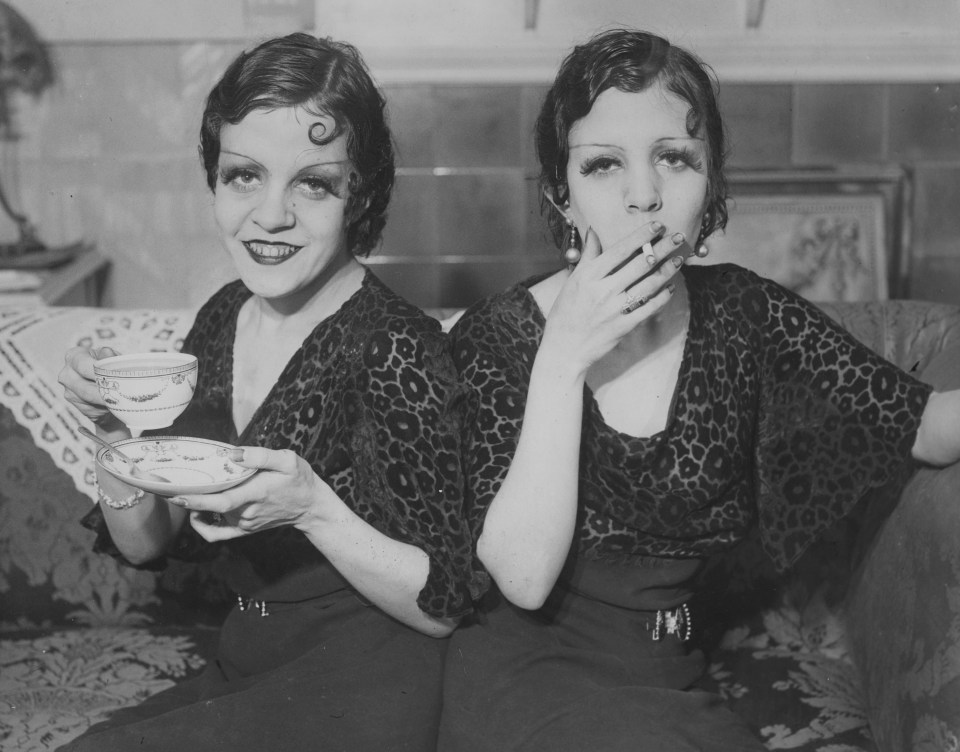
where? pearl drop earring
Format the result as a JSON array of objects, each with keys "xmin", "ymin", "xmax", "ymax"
[
  {"xmin": 696, "ymin": 211, "xmax": 712, "ymax": 258},
  {"xmin": 564, "ymin": 216, "xmax": 582, "ymax": 267}
]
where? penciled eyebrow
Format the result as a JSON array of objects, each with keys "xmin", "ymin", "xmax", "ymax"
[
  {"xmin": 219, "ymin": 151, "xmax": 351, "ymax": 170},
  {"xmin": 568, "ymin": 143, "xmax": 618, "ymax": 150},
  {"xmin": 296, "ymin": 158, "xmax": 352, "ymax": 170},
  {"xmin": 569, "ymin": 136, "xmax": 704, "ymax": 150}
]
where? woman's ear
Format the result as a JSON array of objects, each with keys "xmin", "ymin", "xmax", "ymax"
[
  {"xmin": 543, "ymin": 189, "xmax": 569, "ymax": 220},
  {"xmin": 345, "ymin": 174, "xmax": 371, "ymax": 223}
]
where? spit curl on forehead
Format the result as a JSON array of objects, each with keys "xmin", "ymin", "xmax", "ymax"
[{"xmin": 307, "ymin": 118, "xmax": 335, "ymax": 145}]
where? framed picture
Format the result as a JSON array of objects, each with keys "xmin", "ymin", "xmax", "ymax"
[{"xmin": 690, "ymin": 167, "xmax": 911, "ymax": 302}]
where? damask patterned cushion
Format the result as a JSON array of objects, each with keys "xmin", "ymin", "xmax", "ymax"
[
  {"xmin": 0, "ymin": 403, "xmax": 129, "ymax": 629},
  {"xmin": 0, "ymin": 627, "xmax": 215, "ymax": 752},
  {"xmin": 0, "ymin": 403, "xmax": 230, "ymax": 632},
  {"xmin": 699, "ymin": 583, "xmax": 875, "ymax": 751},
  {"xmin": 692, "ymin": 500, "xmax": 878, "ymax": 750}
]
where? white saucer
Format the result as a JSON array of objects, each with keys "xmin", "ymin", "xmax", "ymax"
[{"xmin": 96, "ymin": 436, "xmax": 256, "ymax": 495}]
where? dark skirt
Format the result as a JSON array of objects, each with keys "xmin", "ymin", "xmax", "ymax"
[
  {"xmin": 61, "ymin": 587, "xmax": 447, "ymax": 752},
  {"xmin": 438, "ymin": 557, "xmax": 765, "ymax": 752}
]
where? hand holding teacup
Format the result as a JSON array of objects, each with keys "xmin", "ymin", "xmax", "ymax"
[
  {"xmin": 61, "ymin": 348, "xmax": 197, "ymax": 436},
  {"xmin": 93, "ymin": 352, "xmax": 198, "ymax": 435}
]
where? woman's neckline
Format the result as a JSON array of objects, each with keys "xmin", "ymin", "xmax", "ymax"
[
  {"xmin": 229, "ymin": 268, "xmax": 373, "ymax": 441},
  {"xmin": 515, "ymin": 267, "xmax": 696, "ymax": 443}
]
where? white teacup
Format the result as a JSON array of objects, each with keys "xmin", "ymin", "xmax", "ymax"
[{"xmin": 94, "ymin": 352, "xmax": 198, "ymax": 434}]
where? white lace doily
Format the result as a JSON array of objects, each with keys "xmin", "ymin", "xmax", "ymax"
[{"xmin": 0, "ymin": 306, "xmax": 195, "ymax": 502}]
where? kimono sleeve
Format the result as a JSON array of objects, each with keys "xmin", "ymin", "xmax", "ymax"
[
  {"xmin": 447, "ymin": 298, "xmax": 536, "ymax": 584},
  {"xmin": 749, "ymin": 277, "xmax": 933, "ymax": 569},
  {"xmin": 350, "ymin": 316, "xmax": 481, "ymax": 619}
]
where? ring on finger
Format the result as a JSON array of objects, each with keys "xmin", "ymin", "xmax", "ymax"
[{"xmin": 621, "ymin": 292, "xmax": 647, "ymax": 315}]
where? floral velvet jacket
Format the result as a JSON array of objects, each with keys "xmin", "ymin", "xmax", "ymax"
[
  {"xmin": 449, "ymin": 263, "xmax": 932, "ymax": 576},
  {"xmin": 86, "ymin": 271, "xmax": 479, "ymax": 618}
]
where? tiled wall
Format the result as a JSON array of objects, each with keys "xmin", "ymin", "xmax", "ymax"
[
  {"xmin": 723, "ymin": 82, "xmax": 960, "ymax": 304},
  {"xmin": 13, "ymin": 41, "xmax": 960, "ymax": 310}
]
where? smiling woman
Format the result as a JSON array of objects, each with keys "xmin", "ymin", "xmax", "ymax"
[
  {"xmin": 214, "ymin": 109, "xmax": 354, "ymax": 292},
  {"xmin": 57, "ymin": 32, "xmax": 476, "ymax": 752},
  {"xmin": 212, "ymin": 105, "xmax": 365, "ymax": 430}
]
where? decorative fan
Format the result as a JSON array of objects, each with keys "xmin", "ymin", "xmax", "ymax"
[{"xmin": 0, "ymin": 1, "xmax": 54, "ymax": 260}]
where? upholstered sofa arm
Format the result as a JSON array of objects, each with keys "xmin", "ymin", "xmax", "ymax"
[
  {"xmin": 844, "ymin": 332, "xmax": 960, "ymax": 752},
  {"xmin": 817, "ymin": 300, "xmax": 960, "ymax": 374}
]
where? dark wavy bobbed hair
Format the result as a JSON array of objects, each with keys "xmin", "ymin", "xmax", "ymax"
[
  {"xmin": 199, "ymin": 32, "xmax": 394, "ymax": 257},
  {"xmin": 535, "ymin": 28, "xmax": 728, "ymax": 248}
]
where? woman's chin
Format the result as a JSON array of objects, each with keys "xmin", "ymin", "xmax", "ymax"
[
  {"xmin": 228, "ymin": 245, "xmax": 358, "ymax": 303},
  {"xmin": 235, "ymin": 270, "xmax": 299, "ymax": 300}
]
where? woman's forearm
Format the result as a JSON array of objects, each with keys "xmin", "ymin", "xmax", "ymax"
[
  {"xmin": 298, "ymin": 507, "xmax": 457, "ymax": 637},
  {"xmin": 91, "ymin": 422, "xmax": 188, "ymax": 564},
  {"xmin": 475, "ymin": 344, "xmax": 586, "ymax": 610},
  {"xmin": 95, "ymin": 466, "xmax": 188, "ymax": 564},
  {"xmin": 914, "ymin": 389, "xmax": 960, "ymax": 466}
]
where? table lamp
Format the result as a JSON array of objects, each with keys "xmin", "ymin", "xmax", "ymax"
[{"xmin": 0, "ymin": 1, "xmax": 53, "ymax": 263}]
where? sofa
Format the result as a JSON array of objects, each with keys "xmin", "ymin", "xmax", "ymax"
[{"xmin": 1, "ymin": 298, "xmax": 958, "ymax": 752}]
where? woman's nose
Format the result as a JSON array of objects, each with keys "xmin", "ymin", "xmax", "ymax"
[
  {"xmin": 252, "ymin": 188, "xmax": 295, "ymax": 230},
  {"xmin": 623, "ymin": 169, "xmax": 662, "ymax": 214}
]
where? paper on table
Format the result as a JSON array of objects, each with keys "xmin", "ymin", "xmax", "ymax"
[{"xmin": 0, "ymin": 270, "xmax": 43, "ymax": 292}]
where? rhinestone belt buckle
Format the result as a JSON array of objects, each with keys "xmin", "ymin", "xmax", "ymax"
[
  {"xmin": 237, "ymin": 594, "xmax": 270, "ymax": 617},
  {"xmin": 652, "ymin": 603, "xmax": 691, "ymax": 641}
]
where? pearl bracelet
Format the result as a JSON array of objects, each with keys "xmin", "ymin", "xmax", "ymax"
[{"xmin": 96, "ymin": 484, "xmax": 145, "ymax": 510}]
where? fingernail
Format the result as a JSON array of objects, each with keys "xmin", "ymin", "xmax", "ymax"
[
  {"xmin": 666, "ymin": 282, "xmax": 676, "ymax": 294},
  {"xmin": 671, "ymin": 232, "xmax": 685, "ymax": 245},
  {"xmin": 649, "ymin": 221, "xmax": 663, "ymax": 233},
  {"xmin": 673, "ymin": 255, "xmax": 684, "ymax": 268},
  {"xmin": 228, "ymin": 448, "xmax": 244, "ymax": 462},
  {"xmin": 169, "ymin": 496, "xmax": 188, "ymax": 506},
  {"xmin": 641, "ymin": 243, "xmax": 656, "ymax": 265}
]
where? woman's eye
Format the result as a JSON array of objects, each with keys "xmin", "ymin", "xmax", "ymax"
[
  {"xmin": 658, "ymin": 149, "xmax": 702, "ymax": 171},
  {"xmin": 219, "ymin": 168, "xmax": 260, "ymax": 192},
  {"xmin": 580, "ymin": 156, "xmax": 620, "ymax": 176},
  {"xmin": 660, "ymin": 151, "xmax": 686, "ymax": 168},
  {"xmin": 297, "ymin": 176, "xmax": 334, "ymax": 199}
]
